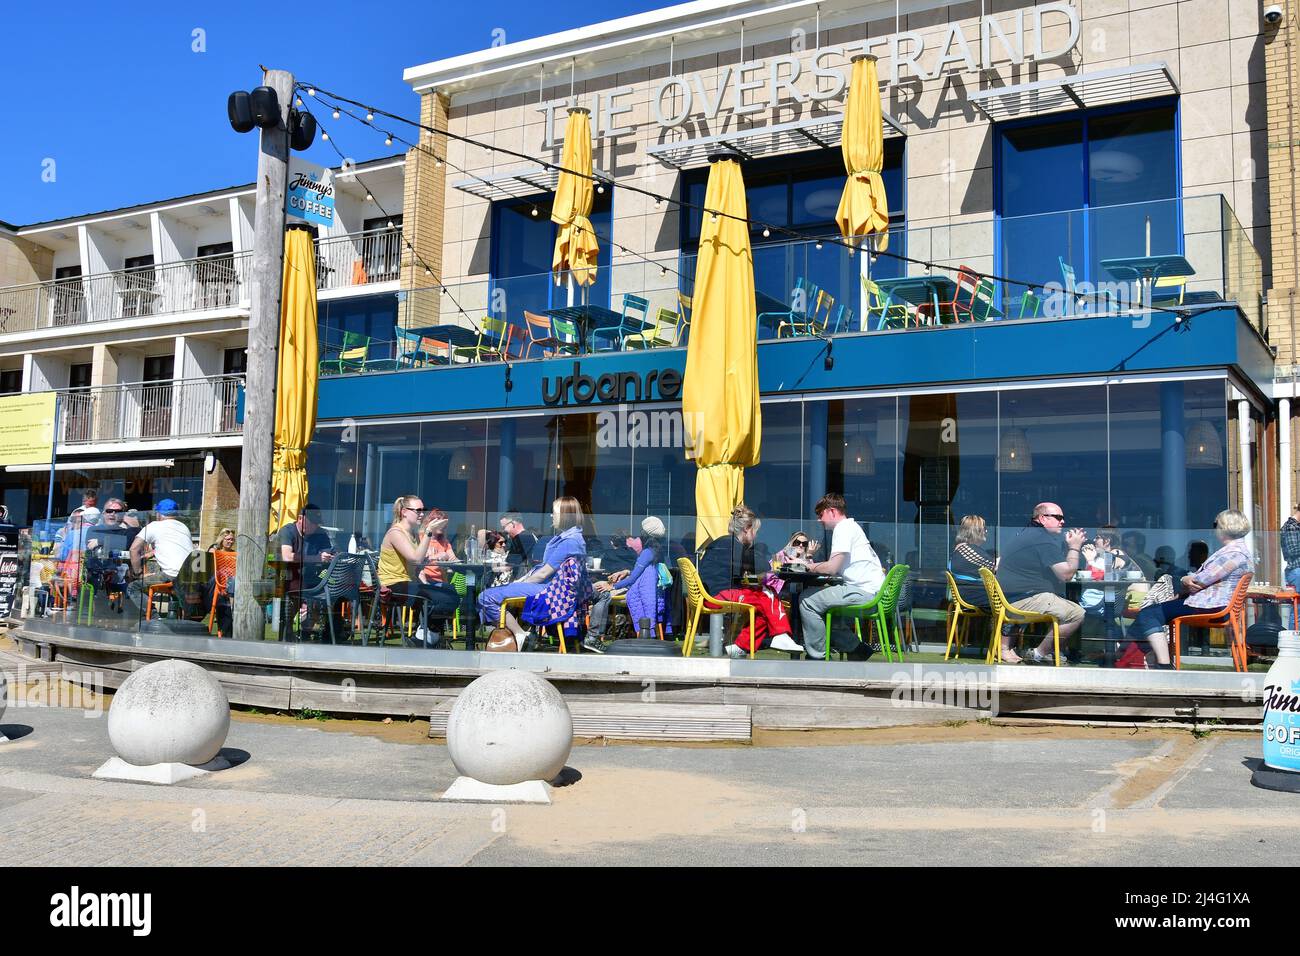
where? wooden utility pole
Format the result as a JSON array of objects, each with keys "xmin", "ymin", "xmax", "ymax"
[{"xmin": 233, "ymin": 68, "xmax": 292, "ymax": 643}]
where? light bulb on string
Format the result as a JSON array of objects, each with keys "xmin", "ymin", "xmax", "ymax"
[
  {"xmin": 385, "ymin": 135, "xmax": 393, "ymax": 146},
  {"xmin": 762, "ymin": 228, "xmax": 770, "ymax": 238},
  {"xmin": 321, "ymin": 131, "xmax": 329, "ymax": 141},
  {"xmin": 366, "ymin": 111, "xmax": 374, "ymax": 121},
  {"xmin": 365, "ymin": 192, "xmax": 373, "ymax": 201},
  {"xmin": 307, "ymin": 87, "xmax": 316, "ymax": 97},
  {"xmin": 332, "ymin": 109, "xmax": 340, "ymax": 120}
]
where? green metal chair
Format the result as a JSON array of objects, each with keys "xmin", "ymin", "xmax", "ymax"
[
  {"xmin": 319, "ymin": 331, "xmax": 370, "ymax": 375},
  {"xmin": 969, "ymin": 278, "xmax": 1003, "ymax": 321},
  {"xmin": 452, "ymin": 316, "xmax": 509, "ymax": 363},
  {"xmin": 1018, "ymin": 290, "xmax": 1042, "ymax": 318},
  {"xmin": 823, "ymin": 564, "xmax": 910, "ymax": 662}
]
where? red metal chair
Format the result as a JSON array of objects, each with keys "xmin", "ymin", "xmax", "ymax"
[{"xmin": 918, "ymin": 267, "xmax": 980, "ymax": 324}]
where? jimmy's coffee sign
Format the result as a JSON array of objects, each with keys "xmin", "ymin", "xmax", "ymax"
[
  {"xmin": 541, "ymin": 2, "xmax": 1080, "ymax": 146},
  {"xmin": 542, "ymin": 362, "xmax": 682, "ymax": 406},
  {"xmin": 286, "ymin": 158, "xmax": 336, "ymax": 229}
]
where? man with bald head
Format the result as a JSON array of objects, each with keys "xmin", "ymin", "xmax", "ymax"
[{"xmin": 994, "ymin": 502, "xmax": 1086, "ymax": 665}]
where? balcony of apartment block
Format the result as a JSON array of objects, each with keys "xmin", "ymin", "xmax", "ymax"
[
  {"xmin": 53, "ymin": 374, "xmax": 244, "ymax": 453},
  {"xmin": 317, "ymin": 194, "xmax": 1265, "ymax": 377},
  {"xmin": 0, "ymin": 228, "xmax": 402, "ymax": 338}
]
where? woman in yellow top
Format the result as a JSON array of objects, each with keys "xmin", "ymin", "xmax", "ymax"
[{"xmin": 378, "ymin": 495, "xmax": 460, "ymax": 648}]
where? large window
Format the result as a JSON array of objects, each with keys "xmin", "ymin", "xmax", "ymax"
[
  {"xmin": 307, "ymin": 376, "xmax": 1236, "ymax": 584},
  {"xmin": 680, "ymin": 145, "xmax": 906, "ymax": 330},
  {"xmin": 997, "ymin": 104, "xmax": 1178, "ymax": 295},
  {"xmin": 491, "ymin": 192, "xmax": 613, "ymax": 321}
]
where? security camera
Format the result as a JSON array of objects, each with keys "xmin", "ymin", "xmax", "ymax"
[{"xmin": 1264, "ymin": 4, "xmax": 1283, "ymax": 24}]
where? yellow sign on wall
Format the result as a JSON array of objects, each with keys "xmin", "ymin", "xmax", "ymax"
[{"xmin": 0, "ymin": 393, "xmax": 56, "ymax": 467}]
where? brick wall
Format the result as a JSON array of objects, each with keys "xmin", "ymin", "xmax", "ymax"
[
  {"xmin": 1266, "ymin": 0, "xmax": 1300, "ymax": 365},
  {"xmin": 400, "ymin": 90, "xmax": 450, "ymax": 330}
]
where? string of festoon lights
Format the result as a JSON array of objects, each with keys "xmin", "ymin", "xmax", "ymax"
[
  {"xmin": 299, "ymin": 81, "xmax": 1195, "ymax": 325},
  {"xmin": 304, "ymin": 97, "xmax": 692, "ymax": 290}
]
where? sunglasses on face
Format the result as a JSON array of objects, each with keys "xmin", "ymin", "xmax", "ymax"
[
  {"xmin": 1042, "ymin": 514, "xmax": 1065, "ymax": 522},
  {"xmin": 104, "ymin": 508, "xmax": 124, "ymax": 514},
  {"xmin": 792, "ymin": 539, "xmax": 809, "ymax": 547},
  {"xmin": 405, "ymin": 507, "xmax": 426, "ymax": 515}
]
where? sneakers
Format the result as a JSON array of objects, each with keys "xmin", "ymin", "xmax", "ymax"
[
  {"xmin": 518, "ymin": 631, "xmax": 537, "ymax": 653},
  {"xmin": 847, "ymin": 643, "xmax": 876, "ymax": 662},
  {"xmin": 725, "ymin": 643, "xmax": 746, "ymax": 659},
  {"xmin": 1022, "ymin": 648, "xmax": 1058, "ymax": 665},
  {"xmin": 582, "ymin": 636, "xmax": 607, "ymax": 654},
  {"xmin": 770, "ymin": 634, "xmax": 802, "ymax": 653}
]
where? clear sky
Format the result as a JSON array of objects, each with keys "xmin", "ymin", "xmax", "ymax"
[{"xmin": 0, "ymin": 0, "xmax": 669, "ymax": 225}]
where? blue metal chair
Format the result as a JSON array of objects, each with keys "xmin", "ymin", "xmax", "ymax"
[
  {"xmin": 395, "ymin": 327, "xmax": 447, "ymax": 367},
  {"xmin": 758, "ymin": 277, "xmax": 816, "ymax": 338},
  {"xmin": 589, "ymin": 294, "xmax": 650, "ymax": 350}
]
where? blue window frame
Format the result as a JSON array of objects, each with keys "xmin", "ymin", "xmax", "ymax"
[
  {"xmin": 994, "ymin": 100, "xmax": 1180, "ymax": 298},
  {"xmin": 489, "ymin": 194, "xmax": 612, "ymax": 322}
]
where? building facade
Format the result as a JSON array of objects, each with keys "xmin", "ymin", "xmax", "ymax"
[
  {"xmin": 300, "ymin": 0, "xmax": 1293, "ymax": 601},
  {"xmin": 0, "ymin": 157, "xmax": 405, "ymax": 545}
]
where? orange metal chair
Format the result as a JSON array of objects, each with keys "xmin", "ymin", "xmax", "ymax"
[
  {"xmin": 145, "ymin": 582, "xmax": 174, "ymax": 620},
  {"xmin": 206, "ymin": 550, "xmax": 238, "ymax": 636},
  {"xmin": 1171, "ymin": 573, "xmax": 1253, "ymax": 671}
]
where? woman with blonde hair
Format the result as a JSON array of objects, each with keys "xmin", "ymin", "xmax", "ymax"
[
  {"xmin": 949, "ymin": 514, "xmax": 997, "ymax": 608},
  {"xmin": 208, "ymin": 528, "xmax": 236, "ymax": 553},
  {"xmin": 1131, "ymin": 508, "xmax": 1255, "ymax": 668},
  {"xmin": 377, "ymin": 494, "xmax": 460, "ymax": 648},
  {"xmin": 696, "ymin": 505, "xmax": 799, "ymax": 657},
  {"xmin": 477, "ymin": 496, "xmax": 587, "ymax": 652}
]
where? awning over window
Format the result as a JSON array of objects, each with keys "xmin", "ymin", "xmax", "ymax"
[
  {"xmin": 451, "ymin": 164, "xmax": 613, "ymax": 202},
  {"xmin": 646, "ymin": 109, "xmax": 906, "ymax": 170},
  {"xmin": 967, "ymin": 62, "xmax": 1179, "ymax": 122}
]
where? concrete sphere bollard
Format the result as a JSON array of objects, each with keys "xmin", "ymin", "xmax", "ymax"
[
  {"xmin": 107, "ymin": 660, "xmax": 230, "ymax": 767},
  {"xmin": 446, "ymin": 669, "xmax": 572, "ymax": 786}
]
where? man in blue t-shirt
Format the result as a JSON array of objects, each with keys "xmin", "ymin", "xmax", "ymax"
[{"xmin": 995, "ymin": 502, "xmax": 1086, "ymax": 665}]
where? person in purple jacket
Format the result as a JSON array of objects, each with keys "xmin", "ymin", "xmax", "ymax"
[
  {"xmin": 583, "ymin": 516, "xmax": 669, "ymax": 653},
  {"xmin": 478, "ymin": 497, "xmax": 587, "ymax": 652}
]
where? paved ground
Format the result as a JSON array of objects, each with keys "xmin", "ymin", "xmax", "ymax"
[{"xmin": 0, "ymin": 698, "xmax": 1295, "ymax": 866}]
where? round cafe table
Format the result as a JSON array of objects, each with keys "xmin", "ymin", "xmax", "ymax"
[{"xmin": 1066, "ymin": 572, "xmax": 1153, "ymax": 666}]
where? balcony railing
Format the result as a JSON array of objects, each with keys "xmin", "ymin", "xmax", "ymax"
[
  {"xmin": 56, "ymin": 375, "xmax": 243, "ymax": 445},
  {"xmin": 0, "ymin": 229, "xmax": 403, "ymax": 335},
  {"xmin": 319, "ymin": 194, "xmax": 1263, "ymax": 376},
  {"xmin": 317, "ymin": 227, "xmax": 403, "ymax": 291}
]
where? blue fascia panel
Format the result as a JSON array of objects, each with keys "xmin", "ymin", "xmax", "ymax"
[{"xmin": 316, "ymin": 307, "xmax": 1266, "ymax": 420}]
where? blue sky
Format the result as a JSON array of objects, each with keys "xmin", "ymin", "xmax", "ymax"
[{"xmin": 0, "ymin": 0, "xmax": 667, "ymax": 225}]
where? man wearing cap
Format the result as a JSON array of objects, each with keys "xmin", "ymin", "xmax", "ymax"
[
  {"xmin": 583, "ymin": 516, "xmax": 670, "ymax": 653},
  {"xmin": 128, "ymin": 499, "xmax": 195, "ymax": 616}
]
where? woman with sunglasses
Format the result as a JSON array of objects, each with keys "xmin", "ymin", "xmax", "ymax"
[
  {"xmin": 378, "ymin": 495, "xmax": 460, "ymax": 648},
  {"xmin": 766, "ymin": 531, "xmax": 819, "ymax": 594}
]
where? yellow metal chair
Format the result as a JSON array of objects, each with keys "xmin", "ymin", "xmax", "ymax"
[
  {"xmin": 624, "ymin": 307, "xmax": 680, "ymax": 349},
  {"xmin": 499, "ymin": 597, "xmax": 575, "ymax": 654},
  {"xmin": 978, "ymin": 568, "xmax": 1060, "ymax": 665},
  {"xmin": 943, "ymin": 571, "xmax": 987, "ymax": 661},
  {"xmin": 1152, "ymin": 274, "xmax": 1188, "ymax": 307},
  {"xmin": 676, "ymin": 557, "xmax": 756, "ymax": 659}
]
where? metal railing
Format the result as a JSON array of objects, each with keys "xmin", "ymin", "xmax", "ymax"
[
  {"xmin": 316, "ymin": 227, "xmax": 403, "ymax": 291},
  {"xmin": 0, "ymin": 255, "xmax": 251, "ymax": 334},
  {"xmin": 56, "ymin": 375, "xmax": 244, "ymax": 445},
  {"xmin": 0, "ymin": 230, "xmax": 403, "ymax": 335}
]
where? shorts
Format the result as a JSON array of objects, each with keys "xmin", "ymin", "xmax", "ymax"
[{"xmin": 1013, "ymin": 591, "xmax": 1085, "ymax": 626}]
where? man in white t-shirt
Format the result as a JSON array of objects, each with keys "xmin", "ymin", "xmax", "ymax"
[
  {"xmin": 798, "ymin": 493, "xmax": 885, "ymax": 661},
  {"xmin": 128, "ymin": 498, "xmax": 195, "ymax": 615}
]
